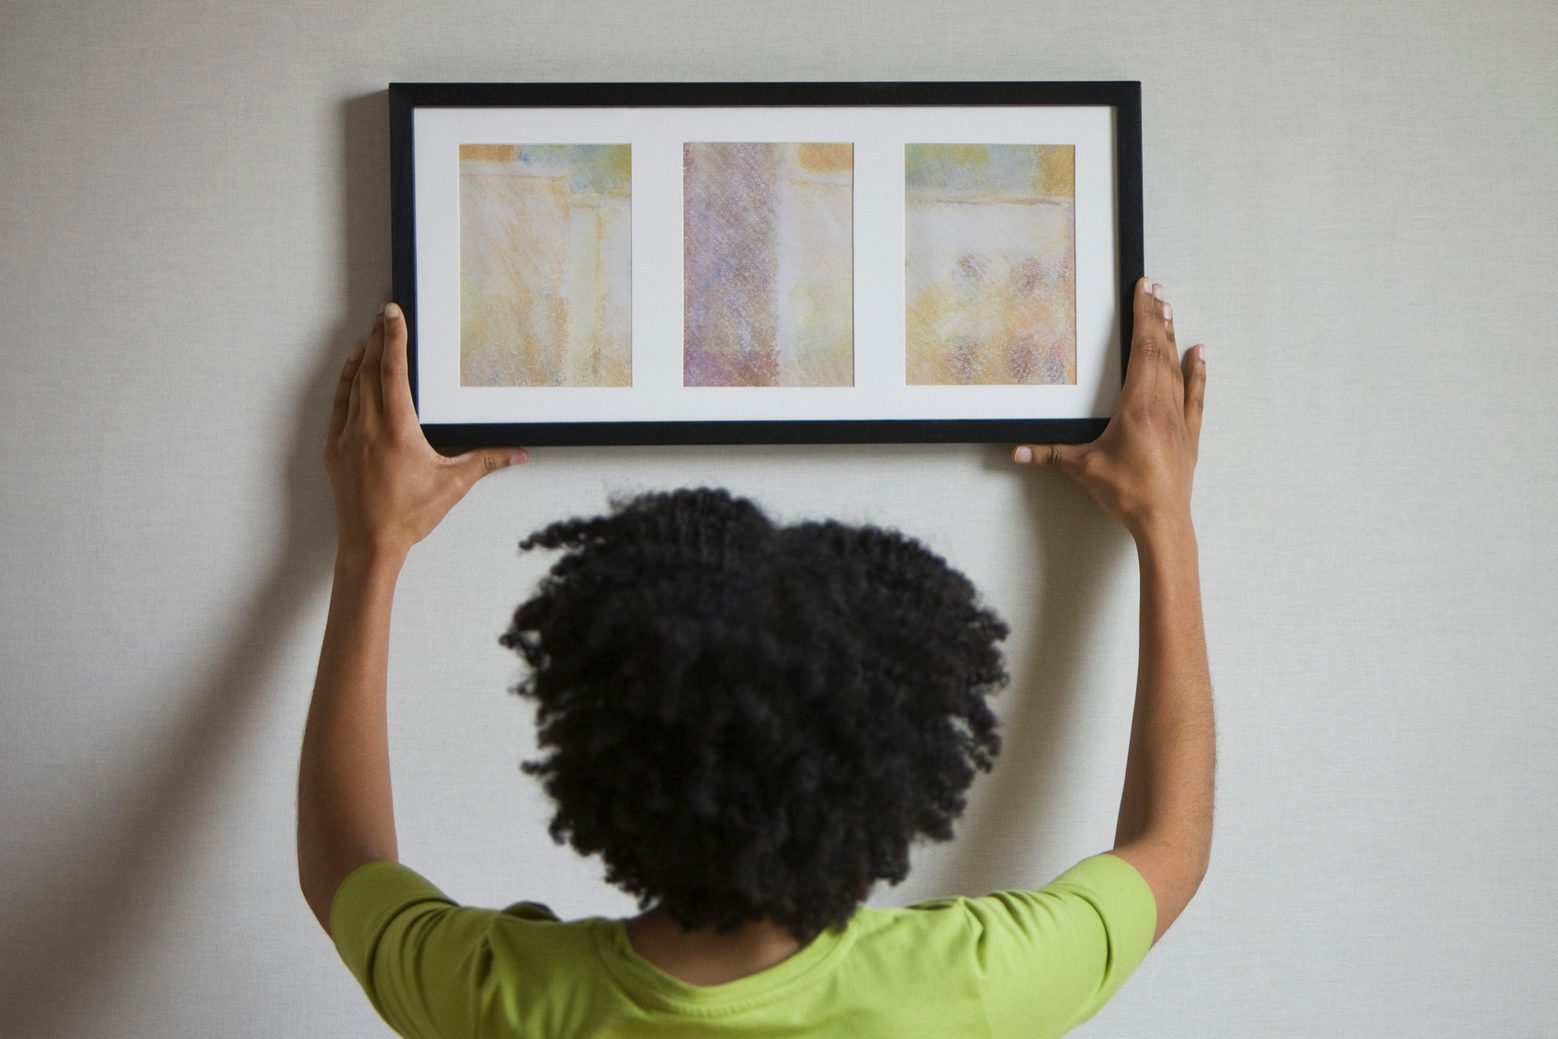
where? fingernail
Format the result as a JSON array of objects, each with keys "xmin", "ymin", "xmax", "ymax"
[
  {"xmin": 384, "ymin": 301, "xmax": 400, "ymax": 322},
  {"xmin": 1153, "ymin": 284, "xmax": 1164, "ymax": 300},
  {"xmin": 1163, "ymin": 302, "xmax": 1172, "ymax": 321},
  {"xmin": 1196, "ymin": 344, "xmax": 1206, "ymax": 361},
  {"xmin": 1014, "ymin": 446, "xmax": 1032, "ymax": 463},
  {"xmin": 510, "ymin": 451, "xmax": 528, "ymax": 465}
]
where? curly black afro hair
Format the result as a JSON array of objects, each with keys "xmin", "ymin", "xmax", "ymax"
[{"xmin": 499, "ymin": 486, "xmax": 1010, "ymax": 945}]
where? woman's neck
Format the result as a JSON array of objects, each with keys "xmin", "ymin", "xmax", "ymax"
[{"xmin": 623, "ymin": 905, "xmax": 805, "ymax": 986}]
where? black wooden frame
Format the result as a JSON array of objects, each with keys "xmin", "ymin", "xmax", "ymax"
[{"xmin": 388, "ymin": 81, "xmax": 1143, "ymax": 449}]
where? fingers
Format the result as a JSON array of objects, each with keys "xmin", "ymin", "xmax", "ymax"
[
  {"xmin": 334, "ymin": 303, "xmax": 413, "ymax": 442},
  {"xmin": 347, "ymin": 340, "xmax": 365, "ymax": 428},
  {"xmin": 1156, "ymin": 285, "xmax": 1176, "ymax": 349},
  {"xmin": 1012, "ymin": 441, "xmax": 1086, "ymax": 479},
  {"xmin": 380, "ymin": 302, "xmax": 417, "ymax": 428},
  {"xmin": 1127, "ymin": 276, "xmax": 1180, "ymax": 397},
  {"xmin": 1145, "ymin": 279, "xmax": 1176, "ymax": 354},
  {"xmin": 357, "ymin": 307, "xmax": 387, "ymax": 425},
  {"xmin": 1124, "ymin": 277, "xmax": 1164, "ymax": 398},
  {"xmin": 1133, "ymin": 275, "xmax": 1157, "ymax": 322},
  {"xmin": 331, "ymin": 341, "xmax": 366, "ymax": 441},
  {"xmin": 1182, "ymin": 343, "xmax": 1207, "ymax": 446},
  {"xmin": 450, "ymin": 447, "xmax": 528, "ymax": 492}
]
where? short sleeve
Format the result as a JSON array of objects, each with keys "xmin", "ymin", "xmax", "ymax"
[
  {"xmin": 960, "ymin": 852, "xmax": 1157, "ymax": 1038},
  {"xmin": 330, "ymin": 861, "xmax": 552, "ymax": 1039}
]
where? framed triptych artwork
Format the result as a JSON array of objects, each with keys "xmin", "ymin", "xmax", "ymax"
[{"xmin": 388, "ymin": 81, "xmax": 1143, "ymax": 448}]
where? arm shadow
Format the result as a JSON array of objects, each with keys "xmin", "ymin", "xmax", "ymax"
[
  {"xmin": 933, "ymin": 449, "xmax": 1133, "ymax": 896},
  {"xmin": 0, "ymin": 92, "xmax": 390, "ymax": 1035}
]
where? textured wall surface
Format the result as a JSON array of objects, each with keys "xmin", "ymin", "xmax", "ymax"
[{"xmin": 2, "ymin": 1, "xmax": 1554, "ymax": 1035}]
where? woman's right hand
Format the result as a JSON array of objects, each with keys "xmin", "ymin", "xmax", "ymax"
[{"xmin": 1013, "ymin": 276, "xmax": 1206, "ymax": 542}]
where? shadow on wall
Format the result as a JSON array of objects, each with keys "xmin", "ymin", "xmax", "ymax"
[
  {"xmin": 932, "ymin": 461, "xmax": 1131, "ymax": 897},
  {"xmin": 905, "ymin": 208, "xmax": 1130, "ymax": 901},
  {"xmin": 0, "ymin": 91, "xmax": 392, "ymax": 1037}
]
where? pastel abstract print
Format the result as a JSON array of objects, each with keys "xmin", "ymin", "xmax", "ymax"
[
  {"xmin": 458, "ymin": 144, "xmax": 632, "ymax": 386},
  {"xmin": 905, "ymin": 144, "xmax": 1076, "ymax": 385},
  {"xmin": 683, "ymin": 142, "xmax": 854, "ymax": 387}
]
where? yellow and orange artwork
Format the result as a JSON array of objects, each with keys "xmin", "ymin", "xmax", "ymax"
[
  {"xmin": 458, "ymin": 143, "xmax": 632, "ymax": 387},
  {"xmin": 905, "ymin": 143, "xmax": 1076, "ymax": 385},
  {"xmin": 683, "ymin": 142, "xmax": 853, "ymax": 387}
]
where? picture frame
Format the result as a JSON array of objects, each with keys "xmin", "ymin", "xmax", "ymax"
[{"xmin": 388, "ymin": 81, "xmax": 1143, "ymax": 449}]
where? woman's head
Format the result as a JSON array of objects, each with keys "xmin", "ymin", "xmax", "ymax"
[{"xmin": 500, "ymin": 486, "xmax": 1009, "ymax": 944}]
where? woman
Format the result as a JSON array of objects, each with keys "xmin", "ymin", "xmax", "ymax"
[{"xmin": 297, "ymin": 275, "xmax": 1211, "ymax": 1037}]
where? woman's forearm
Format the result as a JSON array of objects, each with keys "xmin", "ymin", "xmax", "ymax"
[
  {"xmin": 296, "ymin": 547, "xmax": 406, "ymax": 931},
  {"xmin": 1113, "ymin": 514, "xmax": 1215, "ymax": 872}
]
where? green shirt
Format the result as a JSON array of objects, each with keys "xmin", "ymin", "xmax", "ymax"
[{"xmin": 330, "ymin": 852, "xmax": 1156, "ymax": 1038}]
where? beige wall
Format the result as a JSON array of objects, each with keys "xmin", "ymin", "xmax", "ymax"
[{"xmin": 2, "ymin": 1, "xmax": 1554, "ymax": 1035}]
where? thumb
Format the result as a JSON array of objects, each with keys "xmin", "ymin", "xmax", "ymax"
[
  {"xmin": 1013, "ymin": 442, "xmax": 1085, "ymax": 476},
  {"xmin": 451, "ymin": 447, "xmax": 527, "ymax": 486}
]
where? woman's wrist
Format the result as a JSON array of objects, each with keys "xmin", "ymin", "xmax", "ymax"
[
  {"xmin": 1130, "ymin": 506, "xmax": 1197, "ymax": 554},
  {"xmin": 335, "ymin": 537, "xmax": 409, "ymax": 578}
]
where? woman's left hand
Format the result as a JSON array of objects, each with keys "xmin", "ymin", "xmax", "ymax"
[{"xmin": 325, "ymin": 302, "xmax": 527, "ymax": 562}]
